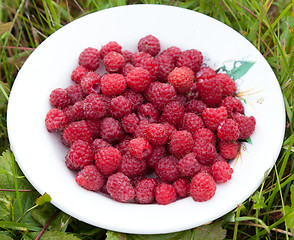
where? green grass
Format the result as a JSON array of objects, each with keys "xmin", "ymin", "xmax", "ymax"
[{"xmin": 0, "ymin": 0, "xmax": 294, "ymax": 239}]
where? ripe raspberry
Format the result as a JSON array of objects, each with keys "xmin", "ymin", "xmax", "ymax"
[
  {"xmin": 64, "ymin": 100, "xmax": 85, "ymax": 123},
  {"xmin": 65, "ymin": 140, "xmax": 93, "ymax": 170},
  {"xmin": 80, "ymin": 72, "xmax": 102, "ymax": 95},
  {"xmin": 197, "ymin": 77, "xmax": 222, "ymax": 106},
  {"xmin": 145, "ymin": 145, "xmax": 167, "ymax": 168},
  {"xmin": 177, "ymin": 49, "xmax": 203, "ymax": 73},
  {"xmin": 221, "ymin": 96, "xmax": 244, "ymax": 117},
  {"xmin": 95, "ymin": 147, "xmax": 122, "ymax": 175},
  {"xmin": 65, "ymin": 84, "xmax": 84, "ymax": 105},
  {"xmin": 86, "ymin": 119, "xmax": 100, "ymax": 139},
  {"xmin": 168, "ymin": 66, "xmax": 195, "ymax": 93},
  {"xmin": 134, "ymin": 120, "xmax": 150, "ymax": 138},
  {"xmin": 160, "ymin": 101, "xmax": 185, "ymax": 126},
  {"xmin": 128, "ymin": 137, "xmax": 152, "ymax": 160},
  {"xmin": 146, "ymin": 123, "xmax": 169, "ymax": 146},
  {"xmin": 137, "ymin": 34, "xmax": 160, "ymax": 57},
  {"xmin": 103, "ymin": 51, "xmax": 125, "ymax": 73},
  {"xmin": 100, "ymin": 117, "xmax": 124, "ymax": 143},
  {"xmin": 190, "ymin": 172, "xmax": 216, "ymax": 202},
  {"xmin": 45, "ymin": 108, "xmax": 68, "ymax": 132},
  {"xmin": 211, "ymin": 160, "xmax": 233, "ymax": 183},
  {"xmin": 71, "ymin": 65, "xmax": 88, "ymax": 84},
  {"xmin": 131, "ymin": 51, "xmax": 153, "ymax": 66},
  {"xmin": 161, "ymin": 122, "xmax": 177, "ymax": 138},
  {"xmin": 168, "ymin": 130, "xmax": 194, "ymax": 158},
  {"xmin": 137, "ymin": 103, "xmax": 159, "ymax": 123},
  {"xmin": 49, "ymin": 88, "xmax": 70, "ymax": 109},
  {"xmin": 161, "ymin": 46, "xmax": 182, "ymax": 63},
  {"xmin": 122, "ymin": 89, "xmax": 145, "ymax": 111},
  {"xmin": 130, "ymin": 174, "xmax": 146, "ymax": 187},
  {"xmin": 202, "ymin": 106, "xmax": 228, "ymax": 132},
  {"xmin": 155, "ymin": 183, "xmax": 177, "ymax": 205},
  {"xmin": 172, "ymin": 178, "xmax": 189, "ymax": 198},
  {"xmin": 179, "ymin": 113, "xmax": 204, "ymax": 133},
  {"xmin": 217, "ymin": 119, "xmax": 240, "ymax": 141},
  {"xmin": 233, "ymin": 113, "xmax": 256, "ymax": 139},
  {"xmin": 122, "ymin": 113, "xmax": 140, "ymax": 134},
  {"xmin": 174, "ymin": 94, "xmax": 188, "ymax": 106},
  {"xmin": 121, "ymin": 63, "xmax": 135, "ymax": 77},
  {"xmin": 134, "ymin": 56, "xmax": 159, "ymax": 81},
  {"xmin": 135, "ymin": 178, "xmax": 157, "ymax": 204},
  {"xmin": 199, "ymin": 165, "xmax": 212, "ymax": 175},
  {"xmin": 195, "ymin": 67, "xmax": 216, "ymax": 81},
  {"xmin": 78, "ymin": 47, "xmax": 100, "ymax": 71},
  {"xmin": 84, "ymin": 94, "xmax": 106, "ymax": 120},
  {"xmin": 100, "ymin": 41, "xmax": 122, "ymax": 59},
  {"xmin": 155, "ymin": 54, "xmax": 175, "ymax": 81},
  {"xmin": 185, "ymin": 99, "xmax": 208, "ymax": 115},
  {"xmin": 62, "ymin": 120, "xmax": 92, "ymax": 146},
  {"xmin": 193, "ymin": 128, "xmax": 216, "ymax": 145},
  {"xmin": 76, "ymin": 165, "xmax": 105, "ymax": 191},
  {"xmin": 126, "ymin": 67, "xmax": 151, "ymax": 92},
  {"xmin": 100, "ymin": 73, "xmax": 127, "ymax": 96},
  {"xmin": 106, "ymin": 172, "xmax": 135, "ymax": 203},
  {"xmin": 122, "ymin": 50, "xmax": 133, "ymax": 63},
  {"xmin": 109, "ymin": 96, "xmax": 132, "ymax": 119},
  {"xmin": 218, "ymin": 140, "xmax": 240, "ymax": 160},
  {"xmin": 119, "ymin": 152, "xmax": 146, "ymax": 177},
  {"xmin": 92, "ymin": 138, "xmax": 111, "ymax": 154},
  {"xmin": 177, "ymin": 152, "xmax": 201, "ymax": 177},
  {"xmin": 192, "ymin": 139, "xmax": 217, "ymax": 165},
  {"xmin": 216, "ymin": 73, "xmax": 236, "ymax": 96}
]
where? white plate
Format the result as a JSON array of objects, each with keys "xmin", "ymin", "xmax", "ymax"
[{"xmin": 7, "ymin": 4, "xmax": 285, "ymax": 234}]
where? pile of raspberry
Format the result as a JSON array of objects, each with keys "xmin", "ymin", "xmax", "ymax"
[{"xmin": 45, "ymin": 35, "xmax": 256, "ymax": 205}]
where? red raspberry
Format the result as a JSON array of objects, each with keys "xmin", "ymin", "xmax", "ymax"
[
  {"xmin": 122, "ymin": 113, "xmax": 140, "ymax": 134},
  {"xmin": 100, "ymin": 117, "xmax": 124, "ymax": 143},
  {"xmin": 49, "ymin": 88, "xmax": 70, "ymax": 109},
  {"xmin": 155, "ymin": 183, "xmax": 177, "ymax": 205},
  {"xmin": 86, "ymin": 119, "xmax": 100, "ymax": 139},
  {"xmin": 197, "ymin": 77, "xmax": 223, "ymax": 106},
  {"xmin": 161, "ymin": 46, "xmax": 182, "ymax": 63},
  {"xmin": 233, "ymin": 113, "xmax": 256, "ymax": 139},
  {"xmin": 134, "ymin": 120, "xmax": 150, "ymax": 138},
  {"xmin": 122, "ymin": 50, "xmax": 133, "ymax": 63},
  {"xmin": 109, "ymin": 96, "xmax": 132, "ymax": 119},
  {"xmin": 65, "ymin": 140, "xmax": 93, "ymax": 170},
  {"xmin": 121, "ymin": 63, "xmax": 135, "ymax": 77},
  {"xmin": 145, "ymin": 145, "xmax": 167, "ymax": 168},
  {"xmin": 64, "ymin": 100, "xmax": 85, "ymax": 123},
  {"xmin": 193, "ymin": 128, "xmax": 216, "ymax": 145},
  {"xmin": 218, "ymin": 140, "xmax": 240, "ymax": 160},
  {"xmin": 190, "ymin": 172, "xmax": 216, "ymax": 202},
  {"xmin": 185, "ymin": 99, "xmax": 208, "ymax": 115},
  {"xmin": 172, "ymin": 178, "xmax": 189, "ymax": 198},
  {"xmin": 221, "ymin": 96, "xmax": 244, "ymax": 117},
  {"xmin": 71, "ymin": 65, "xmax": 88, "ymax": 84},
  {"xmin": 168, "ymin": 130, "xmax": 194, "ymax": 158},
  {"xmin": 80, "ymin": 72, "xmax": 101, "ymax": 95},
  {"xmin": 137, "ymin": 103, "xmax": 159, "ymax": 123},
  {"xmin": 103, "ymin": 51, "xmax": 125, "ymax": 73},
  {"xmin": 160, "ymin": 101, "xmax": 185, "ymax": 126},
  {"xmin": 135, "ymin": 178, "xmax": 157, "ymax": 204},
  {"xmin": 100, "ymin": 41, "xmax": 122, "ymax": 59},
  {"xmin": 92, "ymin": 138, "xmax": 111, "ymax": 154},
  {"xmin": 168, "ymin": 66, "xmax": 195, "ymax": 93},
  {"xmin": 177, "ymin": 49, "xmax": 203, "ymax": 73},
  {"xmin": 135, "ymin": 56, "xmax": 159, "ymax": 81},
  {"xmin": 100, "ymin": 73, "xmax": 127, "ymax": 96},
  {"xmin": 62, "ymin": 120, "xmax": 92, "ymax": 146},
  {"xmin": 130, "ymin": 174, "xmax": 146, "ymax": 187},
  {"xmin": 126, "ymin": 67, "xmax": 152, "ymax": 92},
  {"xmin": 84, "ymin": 94, "xmax": 106, "ymax": 120},
  {"xmin": 196, "ymin": 67, "xmax": 216, "ymax": 81},
  {"xmin": 122, "ymin": 89, "xmax": 145, "ymax": 111},
  {"xmin": 177, "ymin": 152, "xmax": 201, "ymax": 177},
  {"xmin": 216, "ymin": 73, "xmax": 236, "ymax": 96},
  {"xmin": 95, "ymin": 147, "xmax": 122, "ymax": 175},
  {"xmin": 78, "ymin": 47, "xmax": 100, "ymax": 71},
  {"xmin": 199, "ymin": 165, "xmax": 212, "ymax": 175},
  {"xmin": 137, "ymin": 34, "xmax": 160, "ymax": 57},
  {"xmin": 179, "ymin": 112, "xmax": 204, "ymax": 133},
  {"xmin": 106, "ymin": 172, "xmax": 135, "ymax": 203},
  {"xmin": 119, "ymin": 152, "xmax": 146, "ymax": 177},
  {"xmin": 146, "ymin": 82, "xmax": 176, "ymax": 110},
  {"xmin": 116, "ymin": 136, "xmax": 132, "ymax": 155},
  {"xmin": 174, "ymin": 94, "xmax": 188, "ymax": 106},
  {"xmin": 162, "ymin": 122, "xmax": 177, "ymax": 138},
  {"xmin": 131, "ymin": 51, "xmax": 153, "ymax": 66},
  {"xmin": 217, "ymin": 119, "xmax": 240, "ymax": 141},
  {"xmin": 45, "ymin": 108, "xmax": 68, "ymax": 132},
  {"xmin": 211, "ymin": 160, "xmax": 233, "ymax": 183},
  {"xmin": 192, "ymin": 139, "xmax": 217, "ymax": 165},
  {"xmin": 155, "ymin": 54, "xmax": 175, "ymax": 81},
  {"xmin": 76, "ymin": 165, "xmax": 105, "ymax": 191},
  {"xmin": 128, "ymin": 137, "xmax": 152, "ymax": 160},
  {"xmin": 65, "ymin": 84, "xmax": 84, "ymax": 105},
  {"xmin": 202, "ymin": 106, "xmax": 228, "ymax": 132},
  {"xmin": 146, "ymin": 123, "xmax": 169, "ymax": 146}
]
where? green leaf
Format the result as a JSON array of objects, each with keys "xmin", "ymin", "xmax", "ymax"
[
  {"xmin": 36, "ymin": 193, "xmax": 51, "ymax": 206},
  {"xmin": 251, "ymin": 191, "xmax": 267, "ymax": 210},
  {"xmin": 0, "ymin": 233, "xmax": 14, "ymax": 240},
  {"xmin": 284, "ymin": 206, "xmax": 294, "ymax": 234},
  {"xmin": 128, "ymin": 230, "xmax": 192, "ymax": 240},
  {"xmin": 245, "ymin": 137, "xmax": 252, "ymax": 144},
  {"xmin": 38, "ymin": 230, "xmax": 81, "ymax": 240},
  {"xmin": 191, "ymin": 220, "xmax": 226, "ymax": 240},
  {"xmin": 106, "ymin": 231, "xmax": 128, "ymax": 240},
  {"xmin": 219, "ymin": 61, "xmax": 255, "ymax": 80},
  {"xmin": 290, "ymin": 184, "xmax": 294, "ymax": 207}
]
